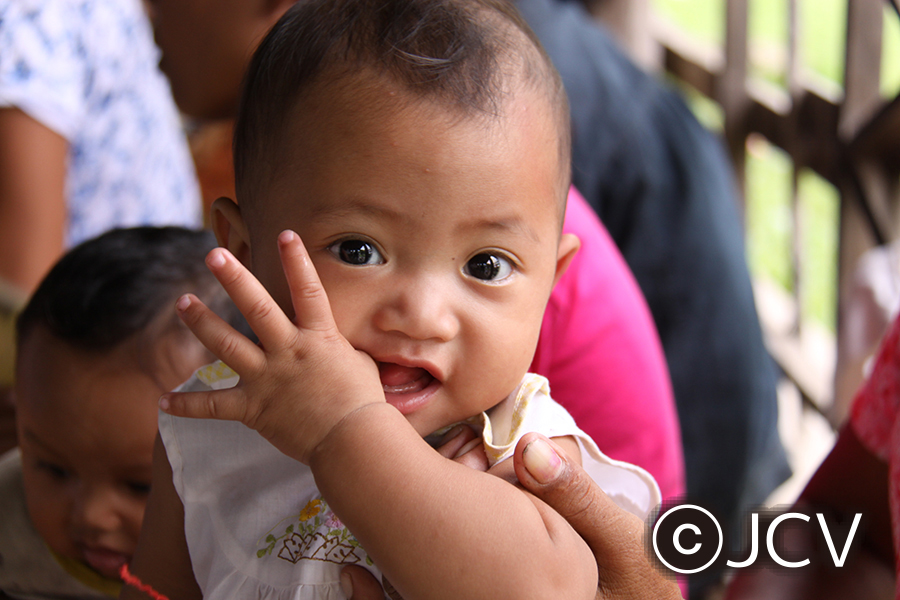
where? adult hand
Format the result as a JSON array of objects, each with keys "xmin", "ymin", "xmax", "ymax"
[
  {"xmin": 513, "ymin": 433, "xmax": 681, "ymax": 600},
  {"xmin": 340, "ymin": 432, "xmax": 681, "ymax": 600}
]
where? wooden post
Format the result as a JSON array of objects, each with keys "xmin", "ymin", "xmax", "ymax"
[
  {"xmin": 841, "ymin": 0, "xmax": 883, "ymax": 140},
  {"xmin": 719, "ymin": 0, "xmax": 750, "ymax": 211},
  {"xmin": 582, "ymin": 0, "xmax": 662, "ymax": 70},
  {"xmin": 832, "ymin": 0, "xmax": 886, "ymax": 423}
]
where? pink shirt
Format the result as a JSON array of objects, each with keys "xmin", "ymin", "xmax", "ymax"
[{"xmin": 531, "ymin": 188, "xmax": 685, "ymax": 501}]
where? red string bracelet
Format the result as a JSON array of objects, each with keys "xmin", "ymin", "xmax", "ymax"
[{"xmin": 119, "ymin": 563, "xmax": 170, "ymax": 600}]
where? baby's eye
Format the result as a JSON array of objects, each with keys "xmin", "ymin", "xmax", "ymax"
[
  {"xmin": 37, "ymin": 461, "xmax": 69, "ymax": 481},
  {"xmin": 464, "ymin": 253, "xmax": 513, "ymax": 282},
  {"xmin": 126, "ymin": 481, "xmax": 152, "ymax": 496},
  {"xmin": 329, "ymin": 239, "xmax": 384, "ymax": 266}
]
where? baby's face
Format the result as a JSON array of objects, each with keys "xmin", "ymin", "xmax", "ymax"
[
  {"xmin": 147, "ymin": 0, "xmax": 274, "ymax": 119},
  {"xmin": 243, "ymin": 76, "xmax": 574, "ymax": 436},
  {"xmin": 14, "ymin": 329, "xmax": 196, "ymax": 580}
]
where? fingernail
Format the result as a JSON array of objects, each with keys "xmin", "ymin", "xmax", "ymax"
[
  {"xmin": 279, "ymin": 230, "xmax": 297, "ymax": 244},
  {"xmin": 159, "ymin": 395, "xmax": 170, "ymax": 411},
  {"xmin": 440, "ymin": 424, "xmax": 467, "ymax": 445},
  {"xmin": 523, "ymin": 438, "xmax": 562, "ymax": 483},
  {"xmin": 176, "ymin": 295, "xmax": 191, "ymax": 311},
  {"xmin": 340, "ymin": 571, "xmax": 353, "ymax": 598},
  {"xmin": 454, "ymin": 438, "xmax": 481, "ymax": 459},
  {"xmin": 208, "ymin": 249, "xmax": 226, "ymax": 268}
]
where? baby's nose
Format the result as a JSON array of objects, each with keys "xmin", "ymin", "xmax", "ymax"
[
  {"xmin": 373, "ymin": 275, "xmax": 460, "ymax": 342},
  {"xmin": 71, "ymin": 484, "xmax": 121, "ymax": 534}
]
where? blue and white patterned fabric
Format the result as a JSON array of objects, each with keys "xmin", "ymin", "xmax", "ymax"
[{"xmin": 0, "ymin": 0, "xmax": 201, "ymax": 246}]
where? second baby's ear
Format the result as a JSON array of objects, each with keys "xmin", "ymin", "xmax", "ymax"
[{"xmin": 210, "ymin": 197, "xmax": 252, "ymax": 267}]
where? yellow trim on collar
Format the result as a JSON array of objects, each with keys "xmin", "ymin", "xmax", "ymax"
[{"xmin": 50, "ymin": 550, "xmax": 122, "ymax": 597}]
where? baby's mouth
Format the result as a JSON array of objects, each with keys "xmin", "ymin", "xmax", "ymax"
[
  {"xmin": 378, "ymin": 362, "xmax": 435, "ymax": 394},
  {"xmin": 80, "ymin": 546, "xmax": 130, "ymax": 580}
]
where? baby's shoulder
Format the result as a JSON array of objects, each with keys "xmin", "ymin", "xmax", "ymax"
[
  {"xmin": 0, "ymin": 449, "xmax": 36, "ymax": 562},
  {"xmin": 0, "ymin": 450, "xmax": 107, "ymax": 600}
]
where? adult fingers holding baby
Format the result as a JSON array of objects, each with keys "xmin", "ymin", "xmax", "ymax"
[
  {"xmin": 159, "ymin": 229, "xmax": 384, "ymax": 465},
  {"xmin": 513, "ymin": 434, "xmax": 680, "ymax": 599},
  {"xmin": 341, "ymin": 432, "xmax": 682, "ymax": 600}
]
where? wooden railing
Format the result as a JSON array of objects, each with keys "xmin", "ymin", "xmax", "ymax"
[{"xmin": 586, "ymin": 0, "xmax": 900, "ymax": 425}]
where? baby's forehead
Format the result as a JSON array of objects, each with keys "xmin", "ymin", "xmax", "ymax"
[
  {"xmin": 234, "ymin": 0, "xmax": 571, "ymax": 220},
  {"xmin": 264, "ymin": 80, "xmax": 566, "ymax": 227},
  {"xmin": 15, "ymin": 325, "xmax": 198, "ymax": 406},
  {"xmin": 302, "ymin": 71, "xmax": 562, "ymax": 164}
]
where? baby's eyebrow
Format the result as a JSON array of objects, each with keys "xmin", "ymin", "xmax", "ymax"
[
  {"xmin": 308, "ymin": 197, "xmax": 541, "ymax": 243},
  {"xmin": 459, "ymin": 216, "xmax": 540, "ymax": 244},
  {"xmin": 22, "ymin": 429, "xmax": 65, "ymax": 459},
  {"xmin": 307, "ymin": 199, "xmax": 408, "ymax": 224}
]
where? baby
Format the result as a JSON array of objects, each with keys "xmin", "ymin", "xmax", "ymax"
[
  {"xmin": 0, "ymin": 227, "xmax": 244, "ymax": 600},
  {"xmin": 132, "ymin": 1, "xmax": 661, "ymax": 598}
]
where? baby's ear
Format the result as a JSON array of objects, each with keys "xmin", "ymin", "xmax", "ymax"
[
  {"xmin": 262, "ymin": 0, "xmax": 297, "ymax": 30},
  {"xmin": 553, "ymin": 233, "xmax": 580, "ymax": 287},
  {"xmin": 210, "ymin": 197, "xmax": 252, "ymax": 267}
]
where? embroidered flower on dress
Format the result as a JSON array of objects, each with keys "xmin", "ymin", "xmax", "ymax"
[
  {"xmin": 325, "ymin": 513, "xmax": 343, "ymax": 529},
  {"xmin": 256, "ymin": 498, "xmax": 372, "ymax": 566},
  {"xmin": 299, "ymin": 499, "xmax": 323, "ymax": 521}
]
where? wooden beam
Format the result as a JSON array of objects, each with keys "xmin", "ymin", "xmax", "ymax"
[
  {"xmin": 851, "ymin": 95, "xmax": 900, "ymax": 168},
  {"xmin": 655, "ymin": 16, "xmax": 722, "ymax": 98}
]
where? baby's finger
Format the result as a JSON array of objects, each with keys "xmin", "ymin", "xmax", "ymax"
[
  {"xmin": 340, "ymin": 565, "xmax": 384, "ymax": 600},
  {"xmin": 435, "ymin": 426, "xmax": 489, "ymax": 471},
  {"xmin": 159, "ymin": 387, "xmax": 253, "ymax": 425},
  {"xmin": 435, "ymin": 425, "xmax": 479, "ymax": 459},
  {"xmin": 205, "ymin": 248, "xmax": 297, "ymax": 351},
  {"xmin": 175, "ymin": 294, "xmax": 265, "ymax": 376},
  {"xmin": 278, "ymin": 231, "xmax": 337, "ymax": 333}
]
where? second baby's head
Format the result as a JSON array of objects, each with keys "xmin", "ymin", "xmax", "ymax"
[
  {"xmin": 213, "ymin": 0, "xmax": 578, "ymax": 436},
  {"xmin": 14, "ymin": 227, "xmax": 245, "ymax": 582}
]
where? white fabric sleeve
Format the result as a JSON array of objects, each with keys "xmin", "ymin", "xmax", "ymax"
[
  {"xmin": 479, "ymin": 374, "xmax": 662, "ymax": 520},
  {"xmin": 0, "ymin": 0, "xmax": 87, "ymax": 139}
]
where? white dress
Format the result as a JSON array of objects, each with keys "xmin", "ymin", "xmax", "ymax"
[
  {"xmin": 159, "ymin": 362, "xmax": 661, "ymax": 600},
  {"xmin": 0, "ymin": 0, "xmax": 201, "ymax": 246}
]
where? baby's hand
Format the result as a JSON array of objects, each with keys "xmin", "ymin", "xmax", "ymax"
[{"xmin": 159, "ymin": 230, "xmax": 385, "ymax": 464}]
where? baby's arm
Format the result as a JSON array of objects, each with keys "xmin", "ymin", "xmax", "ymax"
[
  {"xmin": 311, "ymin": 410, "xmax": 596, "ymax": 600},
  {"xmin": 161, "ymin": 231, "xmax": 598, "ymax": 600},
  {"xmin": 119, "ymin": 436, "xmax": 202, "ymax": 600}
]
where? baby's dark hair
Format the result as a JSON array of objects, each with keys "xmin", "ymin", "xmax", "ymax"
[
  {"xmin": 16, "ymin": 227, "xmax": 246, "ymax": 360},
  {"xmin": 233, "ymin": 0, "xmax": 570, "ymax": 217}
]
